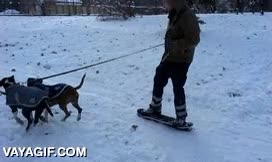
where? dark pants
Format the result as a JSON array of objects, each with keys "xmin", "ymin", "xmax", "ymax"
[
  {"xmin": 260, "ymin": 4, "xmax": 264, "ymax": 15},
  {"xmin": 236, "ymin": 4, "xmax": 244, "ymax": 14},
  {"xmin": 151, "ymin": 61, "xmax": 190, "ymax": 120},
  {"xmin": 251, "ymin": 5, "xmax": 257, "ymax": 14}
]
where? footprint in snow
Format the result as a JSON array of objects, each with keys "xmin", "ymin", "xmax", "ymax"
[
  {"xmin": 228, "ymin": 91, "xmax": 242, "ymax": 98},
  {"xmin": 130, "ymin": 125, "xmax": 138, "ymax": 132}
]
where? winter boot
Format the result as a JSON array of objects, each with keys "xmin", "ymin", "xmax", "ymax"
[
  {"xmin": 174, "ymin": 104, "xmax": 193, "ymax": 127},
  {"xmin": 172, "ymin": 118, "xmax": 193, "ymax": 128},
  {"xmin": 138, "ymin": 103, "xmax": 162, "ymax": 117}
]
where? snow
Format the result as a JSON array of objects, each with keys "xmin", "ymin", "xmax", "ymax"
[
  {"xmin": 0, "ymin": 13, "xmax": 272, "ymax": 162},
  {"xmin": 0, "ymin": 9, "xmax": 21, "ymax": 16}
]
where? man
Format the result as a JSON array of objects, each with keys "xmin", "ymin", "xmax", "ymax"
[
  {"xmin": 236, "ymin": 0, "xmax": 244, "ymax": 14},
  {"xmin": 139, "ymin": 0, "xmax": 200, "ymax": 127},
  {"xmin": 259, "ymin": 0, "xmax": 265, "ymax": 15},
  {"xmin": 210, "ymin": 0, "xmax": 217, "ymax": 13}
]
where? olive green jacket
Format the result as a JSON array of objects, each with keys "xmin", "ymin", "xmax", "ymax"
[{"xmin": 163, "ymin": 7, "xmax": 200, "ymax": 64}]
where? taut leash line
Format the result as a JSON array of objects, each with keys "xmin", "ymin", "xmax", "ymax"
[{"xmin": 41, "ymin": 43, "xmax": 164, "ymax": 80}]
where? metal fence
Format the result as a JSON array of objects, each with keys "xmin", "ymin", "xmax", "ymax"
[
  {"xmin": 0, "ymin": 0, "xmax": 166, "ymax": 16},
  {"xmin": 0, "ymin": 0, "xmax": 271, "ymax": 16}
]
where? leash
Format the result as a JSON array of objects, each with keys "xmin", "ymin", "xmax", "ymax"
[{"xmin": 40, "ymin": 43, "xmax": 164, "ymax": 80}]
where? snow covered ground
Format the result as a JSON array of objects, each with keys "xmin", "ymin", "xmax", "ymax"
[{"xmin": 0, "ymin": 13, "xmax": 272, "ymax": 162}]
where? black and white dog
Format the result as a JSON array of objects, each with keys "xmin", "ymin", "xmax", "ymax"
[{"xmin": 0, "ymin": 76, "xmax": 54, "ymax": 131}]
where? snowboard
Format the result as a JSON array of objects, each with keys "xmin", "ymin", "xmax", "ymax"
[{"xmin": 137, "ymin": 109, "xmax": 193, "ymax": 131}]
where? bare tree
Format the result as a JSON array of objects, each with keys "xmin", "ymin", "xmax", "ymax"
[{"xmin": 97, "ymin": 0, "xmax": 135, "ymax": 21}]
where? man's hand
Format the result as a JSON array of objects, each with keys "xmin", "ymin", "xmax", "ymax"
[{"xmin": 168, "ymin": 39, "xmax": 186, "ymax": 56}]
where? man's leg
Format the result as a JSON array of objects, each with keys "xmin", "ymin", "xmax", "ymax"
[
  {"xmin": 261, "ymin": 4, "xmax": 264, "ymax": 15},
  {"xmin": 171, "ymin": 63, "xmax": 190, "ymax": 122},
  {"xmin": 144, "ymin": 63, "xmax": 169, "ymax": 115}
]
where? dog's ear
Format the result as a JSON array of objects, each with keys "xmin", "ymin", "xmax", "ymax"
[
  {"xmin": 27, "ymin": 78, "xmax": 35, "ymax": 86},
  {"xmin": 0, "ymin": 80, "xmax": 2, "ymax": 87},
  {"xmin": 10, "ymin": 75, "xmax": 15, "ymax": 83}
]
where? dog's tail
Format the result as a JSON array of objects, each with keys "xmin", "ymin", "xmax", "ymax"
[
  {"xmin": 45, "ymin": 101, "xmax": 54, "ymax": 117},
  {"xmin": 75, "ymin": 74, "xmax": 86, "ymax": 90}
]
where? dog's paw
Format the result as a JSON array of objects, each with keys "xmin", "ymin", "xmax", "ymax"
[
  {"xmin": 39, "ymin": 116, "xmax": 48, "ymax": 123},
  {"xmin": 25, "ymin": 126, "xmax": 30, "ymax": 132},
  {"xmin": 61, "ymin": 112, "xmax": 71, "ymax": 122},
  {"xmin": 77, "ymin": 115, "xmax": 81, "ymax": 121},
  {"xmin": 16, "ymin": 118, "xmax": 24, "ymax": 125},
  {"xmin": 33, "ymin": 121, "xmax": 39, "ymax": 127}
]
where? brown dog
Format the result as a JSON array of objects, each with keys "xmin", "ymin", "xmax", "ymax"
[{"xmin": 27, "ymin": 74, "xmax": 86, "ymax": 122}]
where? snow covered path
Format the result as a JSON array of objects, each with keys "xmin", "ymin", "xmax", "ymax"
[{"xmin": 0, "ymin": 13, "xmax": 272, "ymax": 162}]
